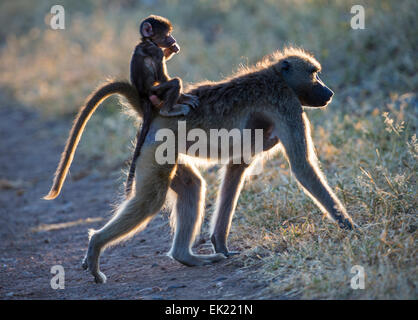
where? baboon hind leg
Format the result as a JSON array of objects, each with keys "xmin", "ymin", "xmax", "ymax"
[
  {"xmin": 169, "ymin": 163, "xmax": 226, "ymax": 266},
  {"xmin": 210, "ymin": 162, "xmax": 249, "ymax": 256},
  {"xmin": 82, "ymin": 143, "xmax": 176, "ymax": 283}
]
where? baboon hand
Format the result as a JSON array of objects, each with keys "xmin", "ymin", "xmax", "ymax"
[
  {"xmin": 149, "ymin": 95, "xmax": 162, "ymax": 108},
  {"xmin": 179, "ymin": 93, "xmax": 199, "ymax": 109},
  {"xmin": 338, "ymin": 216, "xmax": 359, "ymax": 231}
]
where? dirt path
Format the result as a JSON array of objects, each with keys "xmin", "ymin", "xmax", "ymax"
[{"xmin": 0, "ymin": 102, "xmax": 274, "ymax": 300}]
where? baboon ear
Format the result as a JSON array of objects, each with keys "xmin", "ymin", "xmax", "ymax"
[
  {"xmin": 281, "ymin": 60, "xmax": 290, "ymax": 72},
  {"xmin": 141, "ymin": 22, "xmax": 153, "ymax": 37}
]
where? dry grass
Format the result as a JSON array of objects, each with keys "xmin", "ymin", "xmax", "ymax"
[
  {"xmin": 0, "ymin": 0, "xmax": 416, "ymax": 299},
  {"xmin": 230, "ymin": 96, "xmax": 417, "ymax": 299}
]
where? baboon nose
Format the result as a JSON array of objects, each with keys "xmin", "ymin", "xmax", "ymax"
[{"xmin": 326, "ymin": 88, "xmax": 334, "ymax": 99}]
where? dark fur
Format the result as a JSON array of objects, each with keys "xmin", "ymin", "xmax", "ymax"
[{"xmin": 126, "ymin": 15, "xmax": 197, "ymax": 195}]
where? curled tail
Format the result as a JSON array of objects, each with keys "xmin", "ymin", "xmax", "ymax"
[{"xmin": 44, "ymin": 80, "xmax": 141, "ymax": 200}]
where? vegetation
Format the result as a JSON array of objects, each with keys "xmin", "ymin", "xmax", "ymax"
[{"xmin": 0, "ymin": 0, "xmax": 416, "ymax": 299}]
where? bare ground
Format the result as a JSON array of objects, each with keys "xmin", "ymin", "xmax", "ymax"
[{"xmin": 0, "ymin": 101, "xmax": 275, "ymax": 300}]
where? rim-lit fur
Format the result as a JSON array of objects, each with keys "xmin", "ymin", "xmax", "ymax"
[{"xmin": 43, "ymin": 80, "xmax": 140, "ymax": 200}]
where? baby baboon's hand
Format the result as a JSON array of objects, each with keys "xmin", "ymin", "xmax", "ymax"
[
  {"xmin": 163, "ymin": 44, "xmax": 180, "ymax": 59},
  {"xmin": 149, "ymin": 95, "xmax": 163, "ymax": 108},
  {"xmin": 179, "ymin": 94, "xmax": 199, "ymax": 109}
]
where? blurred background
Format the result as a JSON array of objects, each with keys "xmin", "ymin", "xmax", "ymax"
[{"xmin": 0, "ymin": 0, "xmax": 416, "ymax": 299}]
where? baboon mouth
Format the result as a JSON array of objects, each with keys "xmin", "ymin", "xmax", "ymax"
[
  {"xmin": 324, "ymin": 97, "xmax": 332, "ymax": 105},
  {"xmin": 301, "ymin": 99, "xmax": 332, "ymax": 108},
  {"xmin": 318, "ymin": 96, "xmax": 333, "ymax": 107}
]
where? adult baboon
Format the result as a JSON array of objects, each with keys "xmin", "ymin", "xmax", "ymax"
[{"xmin": 45, "ymin": 47, "xmax": 356, "ymax": 283}]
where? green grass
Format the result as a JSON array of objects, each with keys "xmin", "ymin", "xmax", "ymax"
[{"xmin": 0, "ymin": 0, "xmax": 416, "ymax": 299}]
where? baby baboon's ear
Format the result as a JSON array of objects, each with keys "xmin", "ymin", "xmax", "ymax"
[{"xmin": 140, "ymin": 21, "xmax": 153, "ymax": 37}]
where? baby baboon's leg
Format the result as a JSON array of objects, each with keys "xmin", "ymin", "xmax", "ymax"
[
  {"xmin": 83, "ymin": 143, "xmax": 176, "ymax": 283},
  {"xmin": 154, "ymin": 78, "xmax": 191, "ymax": 117},
  {"xmin": 169, "ymin": 163, "xmax": 226, "ymax": 265},
  {"xmin": 210, "ymin": 162, "xmax": 249, "ymax": 256},
  {"xmin": 281, "ymin": 113, "xmax": 356, "ymax": 229}
]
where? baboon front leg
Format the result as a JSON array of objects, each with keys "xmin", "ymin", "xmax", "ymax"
[
  {"xmin": 169, "ymin": 164, "xmax": 226, "ymax": 266},
  {"xmin": 82, "ymin": 143, "xmax": 176, "ymax": 283},
  {"xmin": 210, "ymin": 162, "xmax": 249, "ymax": 256},
  {"xmin": 282, "ymin": 114, "xmax": 356, "ymax": 229}
]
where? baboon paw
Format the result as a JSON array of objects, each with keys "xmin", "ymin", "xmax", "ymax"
[
  {"xmin": 208, "ymin": 253, "xmax": 228, "ymax": 262},
  {"xmin": 180, "ymin": 107, "xmax": 190, "ymax": 116},
  {"xmin": 175, "ymin": 104, "xmax": 192, "ymax": 115},
  {"xmin": 160, "ymin": 110, "xmax": 171, "ymax": 117},
  {"xmin": 210, "ymin": 236, "xmax": 237, "ymax": 257},
  {"xmin": 181, "ymin": 94, "xmax": 199, "ymax": 108},
  {"xmin": 172, "ymin": 255, "xmax": 203, "ymax": 267},
  {"xmin": 159, "ymin": 110, "xmax": 170, "ymax": 117},
  {"xmin": 171, "ymin": 252, "xmax": 225, "ymax": 267},
  {"xmin": 214, "ymin": 248, "xmax": 240, "ymax": 257},
  {"xmin": 81, "ymin": 257, "xmax": 88, "ymax": 270},
  {"xmin": 188, "ymin": 98, "xmax": 199, "ymax": 109},
  {"xmin": 159, "ymin": 105, "xmax": 190, "ymax": 117},
  {"xmin": 93, "ymin": 271, "xmax": 107, "ymax": 284},
  {"xmin": 338, "ymin": 218, "xmax": 357, "ymax": 230},
  {"xmin": 223, "ymin": 250, "xmax": 240, "ymax": 257},
  {"xmin": 198, "ymin": 253, "xmax": 227, "ymax": 265}
]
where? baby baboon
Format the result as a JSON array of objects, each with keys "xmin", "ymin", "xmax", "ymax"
[
  {"xmin": 126, "ymin": 15, "xmax": 198, "ymax": 195},
  {"xmin": 131, "ymin": 15, "xmax": 197, "ymax": 117},
  {"xmin": 45, "ymin": 47, "xmax": 356, "ymax": 284}
]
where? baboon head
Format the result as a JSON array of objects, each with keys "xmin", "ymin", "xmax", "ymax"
[
  {"xmin": 140, "ymin": 15, "xmax": 180, "ymax": 54},
  {"xmin": 276, "ymin": 49, "xmax": 334, "ymax": 107}
]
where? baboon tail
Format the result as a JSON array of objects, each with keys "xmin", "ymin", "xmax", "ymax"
[{"xmin": 43, "ymin": 80, "xmax": 142, "ymax": 200}]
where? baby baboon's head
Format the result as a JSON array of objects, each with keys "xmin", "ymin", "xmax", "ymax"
[{"xmin": 275, "ymin": 48, "xmax": 334, "ymax": 107}]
